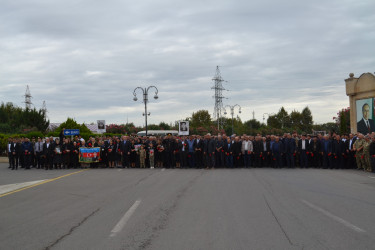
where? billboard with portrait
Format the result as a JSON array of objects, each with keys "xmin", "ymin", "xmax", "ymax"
[
  {"xmin": 179, "ymin": 121, "xmax": 189, "ymax": 136},
  {"xmin": 356, "ymin": 98, "xmax": 375, "ymax": 134},
  {"xmin": 97, "ymin": 120, "xmax": 106, "ymax": 133}
]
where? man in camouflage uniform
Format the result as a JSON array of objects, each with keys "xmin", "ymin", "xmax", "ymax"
[
  {"xmin": 353, "ymin": 133, "xmax": 366, "ymax": 170},
  {"xmin": 363, "ymin": 135, "xmax": 371, "ymax": 171}
]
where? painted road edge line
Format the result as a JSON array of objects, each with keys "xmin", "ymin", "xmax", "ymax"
[
  {"xmin": 0, "ymin": 180, "xmax": 46, "ymax": 195},
  {"xmin": 110, "ymin": 200, "xmax": 142, "ymax": 237},
  {"xmin": 0, "ymin": 169, "xmax": 89, "ymax": 198},
  {"xmin": 301, "ymin": 200, "xmax": 366, "ymax": 233}
]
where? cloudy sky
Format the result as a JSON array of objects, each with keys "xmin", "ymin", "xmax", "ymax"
[{"xmin": 1, "ymin": 0, "xmax": 374, "ymax": 127}]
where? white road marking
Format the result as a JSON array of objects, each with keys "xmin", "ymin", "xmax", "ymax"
[
  {"xmin": 301, "ymin": 200, "xmax": 366, "ymax": 233},
  {"xmin": 368, "ymin": 176, "xmax": 375, "ymax": 178},
  {"xmin": 161, "ymin": 168, "xmax": 165, "ymax": 171},
  {"xmin": 118, "ymin": 169, "xmax": 123, "ymax": 171},
  {"xmin": 110, "ymin": 200, "xmax": 141, "ymax": 237},
  {"xmin": 0, "ymin": 180, "xmax": 46, "ymax": 195}
]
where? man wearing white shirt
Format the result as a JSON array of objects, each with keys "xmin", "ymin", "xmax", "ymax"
[{"xmin": 241, "ymin": 136, "xmax": 253, "ymax": 168}]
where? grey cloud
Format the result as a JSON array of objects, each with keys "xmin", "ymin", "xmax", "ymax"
[{"xmin": 0, "ymin": 0, "xmax": 374, "ymax": 126}]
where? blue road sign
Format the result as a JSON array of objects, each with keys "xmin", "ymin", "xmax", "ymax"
[{"xmin": 63, "ymin": 129, "xmax": 80, "ymax": 136}]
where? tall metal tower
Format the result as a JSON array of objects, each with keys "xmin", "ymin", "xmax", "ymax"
[
  {"xmin": 24, "ymin": 85, "xmax": 33, "ymax": 109},
  {"xmin": 212, "ymin": 66, "xmax": 226, "ymax": 130},
  {"xmin": 42, "ymin": 100, "xmax": 48, "ymax": 117}
]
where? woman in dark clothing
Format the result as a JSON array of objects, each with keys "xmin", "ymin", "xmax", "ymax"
[
  {"xmin": 130, "ymin": 139, "xmax": 137, "ymax": 168},
  {"xmin": 71, "ymin": 141, "xmax": 80, "ymax": 168},
  {"xmin": 115, "ymin": 138, "xmax": 122, "ymax": 167},
  {"xmin": 156, "ymin": 139, "xmax": 165, "ymax": 168},
  {"xmin": 53, "ymin": 139, "xmax": 63, "ymax": 169},
  {"xmin": 107, "ymin": 140, "xmax": 116, "ymax": 168}
]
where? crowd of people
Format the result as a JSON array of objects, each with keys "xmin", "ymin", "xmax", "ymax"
[{"xmin": 5, "ymin": 131, "xmax": 375, "ymax": 172}]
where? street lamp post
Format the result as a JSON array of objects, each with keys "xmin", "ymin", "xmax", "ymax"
[
  {"xmin": 133, "ymin": 86, "xmax": 159, "ymax": 136},
  {"xmin": 224, "ymin": 104, "xmax": 241, "ymax": 135}
]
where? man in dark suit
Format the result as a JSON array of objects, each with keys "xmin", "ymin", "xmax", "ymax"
[
  {"xmin": 215, "ymin": 136, "xmax": 225, "ymax": 168},
  {"xmin": 357, "ymin": 103, "xmax": 375, "ymax": 134},
  {"xmin": 284, "ymin": 134, "xmax": 296, "ymax": 168},
  {"xmin": 194, "ymin": 135, "xmax": 204, "ymax": 168},
  {"xmin": 7, "ymin": 137, "xmax": 13, "ymax": 169},
  {"xmin": 179, "ymin": 136, "xmax": 189, "ymax": 168},
  {"xmin": 345, "ymin": 133, "xmax": 357, "ymax": 169},
  {"xmin": 43, "ymin": 138, "xmax": 54, "ymax": 170},
  {"xmin": 232, "ymin": 137, "xmax": 242, "ymax": 168},
  {"xmin": 332, "ymin": 135, "xmax": 345, "ymax": 169},
  {"xmin": 121, "ymin": 136, "xmax": 131, "ymax": 168},
  {"xmin": 298, "ymin": 135, "xmax": 309, "ymax": 168},
  {"xmin": 203, "ymin": 134, "xmax": 216, "ymax": 169},
  {"xmin": 253, "ymin": 136, "xmax": 263, "ymax": 168},
  {"xmin": 261, "ymin": 137, "xmax": 271, "ymax": 167},
  {"xmin": 223, "ymin": 138, "xmax": 233, "ymax": 168},
  {"xmin": 22, "ymin": 138, "xmax": 33, "ymax": 169},
  {"xmin": 308, "ymin": 136, "xmax": 321, "ymax": 168},
  {"xmin": 162, "ymin": 134, "xmax": 176, "ymax": 168}
]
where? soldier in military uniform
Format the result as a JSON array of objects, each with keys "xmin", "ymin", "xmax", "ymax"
[
  {"xmin": 369, "ymin": 136, "xmax": 375, "ymax": 172},
  {"xmin": 363, "ymin": 135, "xmax": 371, "ymax": 172},
  {"xmin": 353, "ymin": 133, "xmax": 366, "ymax": 170}
]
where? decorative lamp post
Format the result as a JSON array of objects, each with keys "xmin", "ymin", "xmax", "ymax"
[
  {"xmin": 133, "ymin": 86, "xmax": 159, "ymax": 136},
  {"xmin": 224, "ymin": 104, "xmax": 241, "ymax": 135}
]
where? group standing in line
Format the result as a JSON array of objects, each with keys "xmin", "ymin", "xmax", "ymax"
[{"xmin": 5, "ymin": 131, "xmax": 375, "ymax": 173}]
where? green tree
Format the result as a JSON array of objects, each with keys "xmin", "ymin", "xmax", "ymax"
[
  {"xmin": 55, "ymin": 118, "xmax": 91, "ymax": 134},
  {"xmin": 0, "ymin": 102, "xmax": 49, "ymax": 134},
  {"xmin": 333, "ymin": 107, "xmax": 350, "ymax": 134},
  {"xmin": 301, "ymin": 106, "xmax": 313, "ymax": 132},
  {"xmin": 158, "ymin": 122, "xmax": 171, "ymax": 130},
  {"xmin": 244, "ymin": 119, "xmax": 261, "ymax": 130},
  {"xmin": 267, "ymin": 107, "xmax": 290, "ymax": 128},
  {"xmin": 147, "ymin": 124, "xmax": 160, "ymax": 130},
  {"xmin": 290, "ymin": 110, "xmax": 303, "ymax": 131},
  {"xmin": 190, "ymin": 110, "xmax": 212, "ymax": 128}
]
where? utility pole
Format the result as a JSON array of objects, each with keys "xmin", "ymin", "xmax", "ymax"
[
  {"xmin": 212, "ymin": 66, "xmax": 226, "ymax": 130},
  {"xmin": 24, "ymin": 85, "xmax": 33, "ymax": 109},
  {"xmin": 42, "ymin": 100, "xmax": 48, "ymax": 118}
]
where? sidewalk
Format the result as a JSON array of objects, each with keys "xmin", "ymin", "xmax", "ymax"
[{"xmin": 0, "ymin": 157, "xmax": 8, "ymax": 163}]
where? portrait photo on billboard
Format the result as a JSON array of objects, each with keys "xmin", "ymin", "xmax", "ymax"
[
  {"xmin": 97, "ymin": 120, "xmax": 106, "ymax": 133},
  {"xmin": 356, "ymin": 98, "xmax": 375, "ymax": 134},
  {"xmin": 179, "ymin": 121, "xmax": 189, "ymax": 135}
]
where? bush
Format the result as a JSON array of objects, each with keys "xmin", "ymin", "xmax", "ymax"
[{"xmin": 25, "ymin": 131, "xmax": 44, "ymax": 139}]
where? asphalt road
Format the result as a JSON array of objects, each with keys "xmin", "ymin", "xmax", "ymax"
[{"xmin": 1, "ymin": 164, "xmax": 375, "ymax": 250}]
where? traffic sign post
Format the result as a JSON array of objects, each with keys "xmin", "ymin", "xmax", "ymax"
[{"xmin": 63, "ymin": 129, "xmax": 80, "ymax": 136}]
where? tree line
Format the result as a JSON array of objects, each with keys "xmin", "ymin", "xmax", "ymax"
[{"xmin": 0, "ymin": 102, "xmax": 342, "ymax": 154}]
